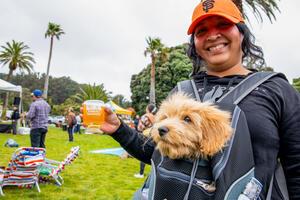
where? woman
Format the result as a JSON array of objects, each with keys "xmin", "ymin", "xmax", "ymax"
[
  {"xmin": 100, "ymin": 0, "xmax": 300, "ymax": 199},
  {"xmin": 134, "ymin": 104, "xmax": 157, "ymax": 178}
]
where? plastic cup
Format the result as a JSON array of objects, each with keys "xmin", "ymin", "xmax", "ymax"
[{"xmin": 82, "ymin": 100, "xmax": 105, "ymax": 126}]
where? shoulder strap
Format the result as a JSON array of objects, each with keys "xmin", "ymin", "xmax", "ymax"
[
  {"xmin": 177, "ymin": 72, "xmax": 284, "ymax": 104},
  {"xmin": 177, "ymin": 80, "xmax": 201, "ymax": 101},
  {"xmin": 266, "ymin": 173, "xmax": 274, "ymax": 200},
  {"xmin": 266, "ymin": 162, "xmax": 289, "ymax": 200},
  {"xmin": 217, "ymin": 72, "xmax": 280, "ymax": 104}
]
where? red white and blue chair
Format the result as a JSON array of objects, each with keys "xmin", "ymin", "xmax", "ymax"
[
  {"xmin": 39, "ymin": 146, "xmax": 80, "ymax": 186},
  {"xmin": 0, "ymin": 147, "xmax": 46, "ymax": 196}
]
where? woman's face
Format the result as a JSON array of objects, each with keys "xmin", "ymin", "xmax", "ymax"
[{"xmin": 193, "ymin": 16, "xmax": 244, "ymax": 73}]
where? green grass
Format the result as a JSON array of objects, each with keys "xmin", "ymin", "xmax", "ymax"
[{"xmin": 0, "ymin": 127, "xmax": 150, "ymax": 199}]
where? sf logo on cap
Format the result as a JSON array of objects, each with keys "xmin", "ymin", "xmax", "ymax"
[{"xmin": 202, "ymin": 0, "xmax": 215, "ymax": 13}]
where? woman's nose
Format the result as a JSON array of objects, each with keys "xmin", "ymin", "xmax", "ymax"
[{"xmin": 206, "ymin": 28, "xmax": 221, "ymax": 41}]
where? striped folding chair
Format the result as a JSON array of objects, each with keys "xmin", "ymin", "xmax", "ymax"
[
  {"xmin": 39, "ymin": 146, "xmax": 80, "ymax": 186},
  {"xmin": 0, "ymin": 168, "xmax": 4, "ymax": 196},
  {"xmin": 0, "ymin": 147, "xmax": 46, "ymax": 196}
]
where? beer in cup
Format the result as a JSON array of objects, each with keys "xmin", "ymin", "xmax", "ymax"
[{"xmin": 82, "ymin": 100, "xmax": 105, "ymax": 126}]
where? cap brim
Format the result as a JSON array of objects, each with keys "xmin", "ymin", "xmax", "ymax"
[{"xmin": 187, "ymin": 13, "xmax": 242, "ymax": 35}]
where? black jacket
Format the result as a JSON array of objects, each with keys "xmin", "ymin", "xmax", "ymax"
[
  {"xmin": 11, "ymin": 109, "xmax": 20, "ymax": 120},
  {"xmin": 112, "ymin": 71, "xmax": 300, "ymax": 199}
]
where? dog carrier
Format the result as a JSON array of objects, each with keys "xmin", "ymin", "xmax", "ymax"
[{"xmin": 132, "ymin": 72, "xmax": 289, "ymax": 200}]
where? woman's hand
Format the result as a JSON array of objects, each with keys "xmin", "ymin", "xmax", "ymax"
[{"xmin": 100, "ymin": 106, "xmax": 120, "ymax": 134}]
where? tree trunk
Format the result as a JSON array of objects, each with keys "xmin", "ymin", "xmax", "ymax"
[
  {"xmin": 149, "ymin": 54, "xmax": 156, "ymax": 105},
  {"xmin": 43, "ymin": 36, "xmax": 54, "ymax": 99},
  {"xmin": 232, "ymin": 0, "xmax": 243, "ymax": 14},
  {"xmin": 1, "ymin": 69, "xmax": 13, "ymax": 119}
]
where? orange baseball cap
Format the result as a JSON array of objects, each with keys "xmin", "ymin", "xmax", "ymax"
[{"xmin": 187, "ymin": 0, "xmax": 245, "ymax": 35}]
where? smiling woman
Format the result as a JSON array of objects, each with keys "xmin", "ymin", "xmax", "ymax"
[
  {"xmin": 184, "ymin": 0, "xmax": 300, "ymax": 199},
  {"xmin": 96, "ymin": 0, "xmax": 300, "ymax": 199}
]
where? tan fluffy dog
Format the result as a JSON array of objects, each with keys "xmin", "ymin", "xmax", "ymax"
[{"xmin": 151, "ymin": 92, "xmax": 233, "ymax": 160}]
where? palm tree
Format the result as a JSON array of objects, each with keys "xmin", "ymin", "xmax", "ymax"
[
  {"xmin": 232, "ymin": 0, "xmax": 280, "ymax": 23},
  {"xmin": 44, "ymin": 22, "xmax": 65, "ymax": 99},
  {"xmin": 0, "ymin": 40, "xmax": 35, "ymax": 119},
  {"xmin": 144, "ymin": 37, "xmax": 168, "ymax": 105},
  {"xmin": 73, "ymin": 84, "xmax": 111, "ymax": 103}
]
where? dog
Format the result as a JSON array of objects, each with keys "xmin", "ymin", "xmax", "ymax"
[{"xmin": 151, "ymin": 92, "xmax": 233, "ymax": 160}]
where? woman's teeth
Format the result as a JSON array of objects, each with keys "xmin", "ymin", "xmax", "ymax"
[{"xmin": 209, "ymin": 44, "xmax": 225, "ymax": 51}]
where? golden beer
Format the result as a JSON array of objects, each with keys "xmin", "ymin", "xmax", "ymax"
[{"xmin": 82, "ymin": 100, "xmax": 105, "ymax": 126}]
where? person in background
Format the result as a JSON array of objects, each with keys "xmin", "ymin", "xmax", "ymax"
[
  {"xmin": 66, "ymin": 107, "xmax": 76, "ymax": 142},
  {"xmin": 74, "ymin": 113, "xmax": 82, "ymax": 134},
  {"xmin": 133, "ymin": 114, "xmax": 140, "ymax": 131},
  {"xmin": 20, "ymin": 112, "xmax": 27, "ymax": 127},
  {"xmin": 11, "ymin": 105, "xmax": 20, "ymax": 135},
  {"xmin": 26, "ymin": 90, "xmax": 50, "ymax": 148},
  {"xmin": 134, "ymin": 104, "xmax": 157, "ymax": 178}
]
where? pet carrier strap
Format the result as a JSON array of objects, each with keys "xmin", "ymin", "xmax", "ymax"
[
  {"xmin": 217, "ymin": 72, "xmax": 279, "ymax": 104},
  {"xmin": 177, "ymin": 80, "xmax": 201, "ymax": 101},
  {"xmin": 183, "ymin": 158, "xmax": 200, "ymax": 200},
  {"xmin": 266, "ymin": 162, "xmax": 289, "ymax": 200}
]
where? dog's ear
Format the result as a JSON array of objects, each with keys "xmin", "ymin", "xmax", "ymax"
[{"xmin": 198, "ymin": 103, "xmax": 233, "ymax": 156}]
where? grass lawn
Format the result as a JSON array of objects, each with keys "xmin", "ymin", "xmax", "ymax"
[{"xmin": 0, "ymin": 126, "xmax": 150, "ymax": 200}]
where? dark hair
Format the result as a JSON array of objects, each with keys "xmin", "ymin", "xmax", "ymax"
[
  {"xmin": 187, "ymin": 22, "xmax": 265, "ymax": 76},
  {"xmin": 147, "ymin": 104, "xmax": 158, "ymax": 115}
]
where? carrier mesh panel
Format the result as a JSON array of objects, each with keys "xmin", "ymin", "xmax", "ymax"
[
  {"xmin": 154, "ymin": 156, "xmax": 215, "ymax": 199},
  {"xmin": 160, "ymin": 157, "xmax": 213, "ymax": 181},
  {"xmin": 154, "ymin": 172, "xmax": 215, "ymax": 199}
]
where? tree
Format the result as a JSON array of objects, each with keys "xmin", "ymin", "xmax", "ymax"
[
  {"xmin": 243, "ymin": 56, "xmax": 274, "ymax": 71},
  {"xmin": 293, "ymin": 78, "xmax": 300, "ymax": 93},
  {"xmin": 44, "ymin": 22, "xmax": 65, "ymax": 99},
  {"xmin": 144, "ymin": 37, "xmax": 168, "ymax": 105},
  {"xmin": 0, "ymin": 40, "xmax": 35, "ymax": 119},
  {"xmin": 111, "ymin": 94, "xmax": 131, "ymax": 108},
  {"xmin": 132, "ymin": 43, "xmax": 192, "ymax": 115},
  {"xmin": 73, "ymin": 83, "xmax": 111, "ymax": 103},
  {"xmin": 232, "ymin": 0, "xmax": 280, "ymax": 23}
]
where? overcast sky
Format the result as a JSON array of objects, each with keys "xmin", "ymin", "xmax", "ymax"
[{"xmin": 0, "ymin": 0, "xmax": 299, "ymax": 100}]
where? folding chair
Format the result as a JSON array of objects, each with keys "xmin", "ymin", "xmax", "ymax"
[
  {"xmin": 0, "ymin": 147, "xmax": 46, "ymax": 196},
  {"xmin": 39, "ymin": 146, "xmax": 80, "ymax": 186},
  {"xmin": 0, "ymin": 168, "xmax": 4, "ymax": 196}
]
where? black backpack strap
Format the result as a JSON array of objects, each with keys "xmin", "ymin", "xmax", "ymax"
[
  {"xmin": 266, "ymin": 162, "xmax": 289, "ymax": 200},
  {"xmin": 217, "ymin": 72, "xmax": 281, "ymax": 104},
  {"xmin": 177, "ymin": 80, "xmax": 201, "ymax": 101}
]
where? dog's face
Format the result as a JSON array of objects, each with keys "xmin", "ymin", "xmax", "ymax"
[{"xmin": 151, "ymin": 93, "xmax": 233, "ymax": 160}]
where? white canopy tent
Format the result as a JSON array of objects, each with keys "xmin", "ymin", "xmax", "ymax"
[
  {"xmin": 0, "ymin": 78, "xmax": 22, "ymax": 112},
  {"xmin": 0, "ymin": 79, "xmax": 22, "ymax": 93}
]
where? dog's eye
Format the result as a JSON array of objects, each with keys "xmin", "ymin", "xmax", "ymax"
[{"xmin": 184, "ymin": 116, "xmax": 192, "ymax": 122}]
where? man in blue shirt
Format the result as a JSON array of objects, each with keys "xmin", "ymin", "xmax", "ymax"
[{"xmin": 26, "ymin": 90, "xmax": 50, "ymax": 148}]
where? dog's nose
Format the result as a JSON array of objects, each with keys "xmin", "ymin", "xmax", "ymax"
[{"xmin": 158, "ymin": 126, "xmax": 169, "ymax": 137}]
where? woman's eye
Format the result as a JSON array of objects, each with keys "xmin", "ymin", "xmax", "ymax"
[
  {"xmin": 184, "ymin": 116, "xmax": 192, "ymax": 122},
  {"xmin": 195, "ymin": 28, "xmax": 207, "ymax": 36},
  {"xmin": 218, "ymin": 22, "xmax": 232, "ymax": 28}
]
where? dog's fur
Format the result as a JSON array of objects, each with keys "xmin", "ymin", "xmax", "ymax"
[{"xmin": 151, "ymin": 93, "xmax": 233, "ymax": 160}]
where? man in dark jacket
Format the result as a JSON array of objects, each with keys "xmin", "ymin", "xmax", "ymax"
[{"xmin": 11, "ymin": 105, "xmax": 20, "ymax": 135}]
